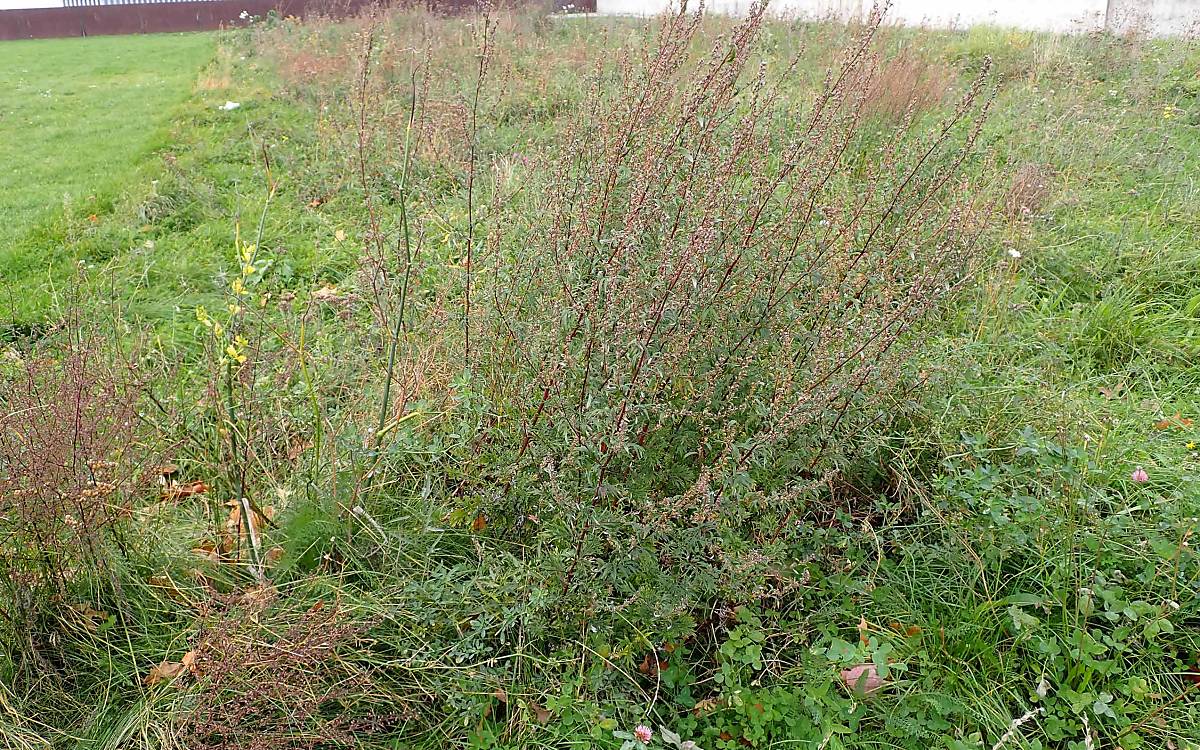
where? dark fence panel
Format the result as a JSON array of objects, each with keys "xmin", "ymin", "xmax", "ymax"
[{"xmin": 0, "ymin": 0, "xmax": 592, "ymax": 41}]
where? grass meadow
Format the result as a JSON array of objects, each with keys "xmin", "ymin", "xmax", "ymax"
[
  {"xmin": 1, "ymin": 5, "xmax": 1199, "ymax": 750},
  {"xmin": 0, "ymin": 33, "xmax": 213, "ymax": 326}
]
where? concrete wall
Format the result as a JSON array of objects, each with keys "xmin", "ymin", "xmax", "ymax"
[{"xmin": 595, "ymin": 0, "xmax": 1199, "ymax": 36}]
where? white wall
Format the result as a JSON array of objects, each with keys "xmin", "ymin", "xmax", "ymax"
[
  {"xmin": 886, "ymin": 0, "xmax": 1106, "ymax": 33},
  {"xmin": 0, "ymin": 0, "xmax": 63, "ymax": 8},
  {"xmin": 595, "ymin": 0, "xmax": 1199, "ymax": 36},
  {"xmin": 1109, "ymin": 0, "xmax": 1200, "ymax": 35}
]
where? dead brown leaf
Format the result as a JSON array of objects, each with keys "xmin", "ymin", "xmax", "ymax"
[
  {"xmin": 638, "ymin": 651, "xmax": 667, "ymax": 676},
  {"xmin": 162, "ymin": 480, "xmax": 209, "ymax": 500},
  {"xmin": 839, "ymin": 663, "xmax": 885, "ymax": 696},
  {"xmin": 693, "ymin": 697, "xmax": 720, "ymax": 717},
  {"xmin": 181, "ymin": 649, "xmax": 198, "ymax": 676},
  {"xmin": 1155, "ymin": 413, "xmax": 1195, "ymax": 430},
  {"xmin": 144, "ymin": 659, "xmax": 186, "ymax": 686},
  {"xmin": 70, "ymin": 603, "xmax": 109, "ymax": 632},
  {"xmin": 530, "ymin": 702, "xmax": 552, "ymax": 725},
  {"xmin": 287, "ymin": 439, "xmax": 314, "ymax": 461}
]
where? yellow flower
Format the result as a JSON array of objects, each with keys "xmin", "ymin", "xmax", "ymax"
[
  {"xmin": 225, "ymin": 344, "xmax": 247, "ymax": 364},
  {"xmin": 241, "ymin": 244, "xmax": 256, "ymax": 263},
  {"xmin": 1188, "ymin": 441, "xmax": 1196, "ymax": 450},
  {"xmin": 242, "ymin": 263, "xmax": 256, "ymax": 277},
  {"xmin": 212, "ymin": 321, "xmax": 224, "ymax": 337},
  {"xmin": 232, "ymin": 278, "xmax": 247, "ymax": 296},
  {"xmin": 228, "ymin": 303, "xmax": 242, "ymax": 315}
]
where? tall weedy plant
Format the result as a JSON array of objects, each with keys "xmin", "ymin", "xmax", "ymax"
[
  {"xmin": 0, "ymin": 322, "xmax": 140, "ymax": 679},
  {"xmin": 473, "ymin": 1, "xmax": 992, "ymax": 537}
]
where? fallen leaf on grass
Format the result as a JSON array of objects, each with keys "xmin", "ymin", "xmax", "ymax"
[
  {"xmin": 1155, "ymin": 413, "xmax": 1194, "ymax": 430},
  {"xmin": 638, "ymin": 651, "xmax": 667, "ymax": 676},
  {"xmin": 191, "ymin": 541, "xmax": 221, "ymax": 563},
  {"xmin": 162, "ymin": 480, "xmax": 209, "ymax": 500},
  {"xmin": 839, "ymin": 663, "xmax": 884, "ymax": 696},
  {"xmin": 530, "ymin": 703, "xmax": 552, "ymax": 725},
  {"xmin": 144, "ymin": 658, "xmax": 187, "ymax": 686},
  {"xmin": 692, "ymin": 697, "xmax": 720, "ymax": 717},
  {"xmin": 69, "ymin": 604, "xmax": 109, "ymax": 632},
  {"xmin": 888, "ymin": 621, "xmax": 922, "ymax": 638}
]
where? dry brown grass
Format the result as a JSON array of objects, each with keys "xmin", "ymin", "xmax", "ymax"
[
  {"xmin": 176, "ymin": 594, "xmax": 386, "ymax": 750},
  {"xmin": 276, "ymin": 47, "xmax": 353, "ymax": 91},
  {"xmin": 1006, "ymin": 162, "xmax": 1053, "ymax": 220},
  {"xmin": 862, "ymin": 46, "xmax": 953, "ymax": 121}
]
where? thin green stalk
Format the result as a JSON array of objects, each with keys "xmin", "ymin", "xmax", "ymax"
[
  {"xmin": 373, "ymin": 66, "xmax": 419, "ymax": 463},
  {"xmin": 463, "ymin": 10, "xmax": 493, "ymax": 368},
  {"xmin": 222, "ymin": 145, "xmax": 275, "ymax": 580}
]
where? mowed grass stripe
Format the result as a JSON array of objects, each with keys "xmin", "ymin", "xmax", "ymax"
[{"xmin": 0, "ymin": 33, "xmax": 214, "ymax": 302}]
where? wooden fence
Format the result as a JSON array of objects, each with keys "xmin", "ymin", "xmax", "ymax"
[{"xmin": 1, "ymin": 0, "xmax": 592, "ymax": 40}]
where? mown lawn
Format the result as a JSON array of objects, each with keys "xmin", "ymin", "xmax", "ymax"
[{"xmin": 0, "ymin": 32, "xmax": 213, "ymax": 323}]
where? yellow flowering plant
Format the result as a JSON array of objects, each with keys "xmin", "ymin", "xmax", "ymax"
[{"xmin": 194, "ymin": 229, "xmax": 272, "ymax": 367}]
